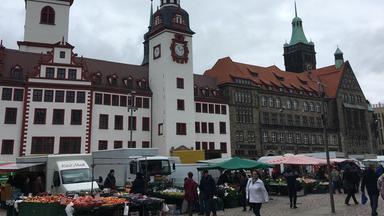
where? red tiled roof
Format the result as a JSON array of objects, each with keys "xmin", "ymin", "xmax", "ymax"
[{"xmin": 204, "ymin": 57, "xmax": 346, "ymax": 98}]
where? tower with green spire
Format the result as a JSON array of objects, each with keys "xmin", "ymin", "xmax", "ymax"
[{"xmin": 283, "ymin": 2, "xmax": 316, "ymax": 73}]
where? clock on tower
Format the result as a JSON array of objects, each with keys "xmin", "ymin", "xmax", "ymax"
[{"xmin": 170, "ymin": 34, "xmax": 189, "ymax": 64}]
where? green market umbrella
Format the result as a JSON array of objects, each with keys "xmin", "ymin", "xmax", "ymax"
[{"xmin": 197, "ymin": 157, "xmax": 273, "ymax": 171}]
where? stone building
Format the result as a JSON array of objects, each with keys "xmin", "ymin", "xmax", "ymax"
[
  {"xmin": 373, "ymin": 104, "xmax": 384, "ymax": 154},
  {"xmin": 205, "ymin": 8, "xmax": 376, "ymax": 158}
]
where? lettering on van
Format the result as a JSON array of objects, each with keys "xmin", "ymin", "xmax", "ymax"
[{"xmin": 59, "ymin": 161, "xmax": 88, "ymax": 169}]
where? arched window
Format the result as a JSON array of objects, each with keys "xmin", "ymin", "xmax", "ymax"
[
  {"xmin": 40, "ymin": 6, "xmax": 55, "ymax": 25},
  {"xmin": 94, "ymin": 72, "xmax": 102, "ymax": 85},
  {"xmin": 10, "ymin": 65, "xmax": 23, "ymax": 80}
]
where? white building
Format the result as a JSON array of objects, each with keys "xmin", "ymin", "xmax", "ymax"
[{"xmin": 0, "ymin": 0, "xmax": 231, "ymax": 162}]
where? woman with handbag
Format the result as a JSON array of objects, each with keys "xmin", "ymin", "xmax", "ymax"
[
  {"xmin": 246, "ymin": 170, "xmax": 269, "ymax": 216},
  {"xmin": 283, "ymin": 166, "xmax": 299, "ymax": 209}
]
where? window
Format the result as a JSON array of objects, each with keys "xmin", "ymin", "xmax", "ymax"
[
  {"xmin": 33, "ymin": 89, "xmax": 43, "ymax": 102},
  {"xmin": 295, "ymin": 134, "xmax": 301, "ymax": 144},
  {"xmin": 98, "ymin": 141, "xmax": 108, "ymax": 150},
  {"xmin": 196, "ymin": 103, "xmax": 201, "ymax": 112},
  {"xmin": 269, "ymin": 97, "xmax": 274, "ymax": 108},
  {"xmin": 95, "ymin": 93, "xmax": 103, "ymax": 104},
  {"xmin": 215, "ymin": 105, "xmax": 221, "ymax": 114},
  {"xmin": 201, "ymin": 122, "xmax": 207, "ymax": 133},
  {"xmin": 208, "ymin": 123, "xmax": 214, "ymax": 134},
  {"xmin": 55, "ymin": 91, "xmax": 65, "ymax": 102},
  {"xmin": 11, "ymin": 66, "xmax": 23, "ymax": 80},
  {"xmin": 44, "ymin": 90, "xmax": 54, "ymax": 102},
  {"xmin": 99, "ymin": 114, "xmax": 109, "ymax": 129},
  {"xmin": 60, "ymin": 51, "xmax": 66, "ymax": 59},
  {"xmin": 310, "ymin": 102, "xmax": 315, "ymax": 112},
  {"xmin": 66, "ymin": 91, "xmax": 75, "ymax": 103},
  {"xmin": 104, "ymin": 94, "xmax": 111, "ymax": 105},
  {"xmin": 40, "ymin": 6, "xmax": 55, "ymax": 24},
  {"xmin": 136, "ymin": 97, "xmax": 143, "ymax": 108},
  {"xmin": 68, "ymin": 69, "xmax": 77, "ymax": 80},
  {"xmin": 52, "ymin": 109, "xmax": 65, "ymax": 125},
  {"xmin": 221, "ymin": 105, "xmax": 227, "ymax": 115},
  {"xmin": 261, "ymin": 96, "xmax": 267, "ymax": 107},
  {"xmin": 209, "ymin": 142, "xmax": 215, "ymax": 150},
  {"xmin": 1, "ymin": 140, "xmax": 14, "ymax": 155},
  {"xmin": 293, "ymin": 100, "xmax": 298, "ymax": 110},
  {"xmin": 262, "ymin": 131, "xmax": 268, "ymax": 143},
  {"xmin": 158, "ymin": 123, "xmax": 163, "ymax": 135},
  {"xmin": 177, "ymin": 78, "xmax": 184, "ymax": 89},
  {"xmin": 112, "ymin": 95, "xmax": 119, "ymax": 106},
  {"xmin": 143, "ymin": 98, "xmax": 150, "ymax": 109},
  {"xmin": 275, "ymin": 98, "xmax": 281, "ymax": 108},
  {"xmin": 287, "ymin": 100, "xmax": 292, "ymax": 110},
  {"xmin": 1, "ymin": 88, "xmax": 12, "ymax": 101},
  {"xmin": 128, "ymin": 116, "xmax": 137, "ymax": 130},
  {"xmin": 177, "ymin": 99, "xmax": 185, "ymax": 111},
  {"xmin": 176, "ymin": 123, "xmax": 187, "ymax": 135},
  {"xmin": 34, "ymin": 109, "xmax": 46, "ymax": 124},
  {"xmin": 127, "ymin": 141, "xmax": 136, "ymax": 148},
  {"xmin": 208, "ymin": 104, "xmax": 214, "ymax": 114},
  {"xmin": 174, "ymin": 14, "xmax": 184, "ymax": 25},
  {"xmin": 4, "ymin": 108, "xmax": 17, "ymax": 124},
  {"xmin": 142, "ymin": 141, "xmax": 150, "ymax": 148},
  {"xmin": 219, "ymin": 122, "xmax": 226, "ymax": 134},
  {"xmin": 195, "ymin": 142, "xmax": 201, "ymax": 150},
  {"xmin": 13, "ymin": 89, "xmax": 24, "ymax": 101},
  {"xmin": 202, "ymin": 104, "xmax": 208, "ymax": 113},
  {"xmin": 71, "ymin": 110, "xmax": 82, "ymax": 125},
  {"xmin": 288, "ymin": 133, "xmax": 293, "ymax": 143},
  {"xmin": 202, "ymin": 142, "xmax": 208, "ymax": 150},
  {"xmin": 316, "ymin": 103, "xmax": 321, "ymax": 113},
  {"xmin": 114, "ymin": 141, "xmax": 123, "ymax": 149},
  {"xmin": 76, "ymin": 92, "xmax": 86, "ymax": 103},
  {"xmin": 46, "ymin": 67, "xmax": 54, "ymax": 78},
  {"xmin": 59, "ymin": 137, "xmax": 81, "ymax": 154},
  {"xmin": 142, "ymin": 117, "xmax": 150, "ymax": 131},
  {"xmin": 31, "ymin": 137, "xmax": 54, "ymax": 154},
  {"xmin": 220, "ymin": 142, "xmax": 227, "ymax": 153},
  {"xmin": 303, "ymin": 134, "xmax": 309, "ymax": 144},
  {"xmin": 195, "ymin": 122, "xmax": 200, "ymax": 133},
  {"xmin": 120, "ymin": 96, "xmax": 127, "ymax": 107},
  {"xmin": 304, "ymin": 102, "xmax": 308, "ymax": 112},
  {"xmin": 271, "ymin": 132, "xmax": 277, "ymax": 143},
  {"xmin": 279, "ymin": 132, "xmax": 285, "ymax": 143},
  {"xmin": 57, "ymin": 68, "xmax": 66, "ymax": 79}
]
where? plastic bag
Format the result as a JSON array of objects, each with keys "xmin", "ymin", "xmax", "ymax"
[
  {"xmin": 65, "ymin": 202, "xmax": 75, "ymax": 216},
  {"xmin": 123, "ymin": 202, "xmax": 129, "ymax": 216},
  {"xmin": 361, "ymin": 193, "xmax": 368, "ymax": 205}
]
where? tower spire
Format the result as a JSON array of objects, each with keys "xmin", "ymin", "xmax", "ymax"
[
  {"xmin": 295, "ymin": 1, "xmax": 298, "ymax": 17},
  {"xmin": 149, "ymin": 0, "xmax": 153, "ymax": 28}
]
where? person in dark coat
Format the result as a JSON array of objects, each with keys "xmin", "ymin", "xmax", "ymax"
[
  {"xmin": 283, "ymin": 166, "xmax": 299, "ymax": 209},
  {"xmin": 31, "ymin": 176, "xmax": 44, "ymax": 196},
  {"xmin": 239, "ymin": 171, "xmax": 248, "ymax": 211},
  {"xmin": 199, "ymin": 170, "xmax": 217, "ymax": 216},
  {"xmin": 184, "ymin": 172, "xmax": 198, "ymax": 216},
  {"xmin": 21, "ymin": 177, "xmax": 31, "ymax": 196},
  {"xmin": 343, "ymin": 166, "xmax": 359, "ymax": 205},
  {"xmin": 131, "ymin": 173, "xmax": 146, "ymax": 194},
  {"xmin": 103, "ymin": 169, "xmax": 116, "ymax": 190},
  {"xmin": 361, "ymin": 165, "xmax": 379, "ymax": 216}
]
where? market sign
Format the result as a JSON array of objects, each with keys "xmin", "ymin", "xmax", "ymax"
[{"xmin": 57, "ymin": 160, "xmax": 89, "ymax": 170}]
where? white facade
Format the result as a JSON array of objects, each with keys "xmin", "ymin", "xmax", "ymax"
[
  {"xmin": 149, "ymin": 31, "xmax": 196, "ymax": 156},
  {"xmin": 24, "ymin": 0, "xmax": 71, "ymax": 45}
]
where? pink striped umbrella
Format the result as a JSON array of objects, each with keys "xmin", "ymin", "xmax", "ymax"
[{"xmin": 267, "ymin": 155, "xmax": 327, "ymax": 165}]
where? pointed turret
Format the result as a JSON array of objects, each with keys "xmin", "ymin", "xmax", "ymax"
[
  {"xmin": 334, "ymin": 46, "xmax": 344, "ymax": 69},
  {"xmin": 141, "ymin": 0, "xmax": 154, "ymax": 65},
  {"xmin": 283, "ymin": 2, "xmax": 316, "ymax": 73}
]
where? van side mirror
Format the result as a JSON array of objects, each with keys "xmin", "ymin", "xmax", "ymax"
[
  {"xmin": 130, "ymin": 161, "xmax": 137, "ymax": 174},
  {"xmin": 98, "ymin": 176, "xmax": 103, "ymax": 183},
  {"xmin": 53, "ymin": 171, "xmax": 61, "ymax": 187},
  {"xmin": 172, "ymin": 163, "xmax": 176, "ymax": 171}
]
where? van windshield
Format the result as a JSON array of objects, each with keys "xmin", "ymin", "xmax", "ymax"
[
  {"xmin": 61, "ymin": 169, "xmax": 92, "ymax": 184},
  {"xmin": 139, "ymin": 160, "xmax": 171, "ymax": 176}
]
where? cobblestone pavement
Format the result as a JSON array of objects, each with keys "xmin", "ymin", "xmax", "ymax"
[{"xmin": 0, "ymin": 193, "xmax": 381, "ymax": 216}]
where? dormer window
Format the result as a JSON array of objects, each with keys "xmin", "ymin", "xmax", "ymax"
[
  {"xmin": 174, "ymin": 14, "xmax": 184, "ymax": 25},
  {"xmin": 60, "ymin": 51, "xmax": 65, "ymax": 59},
  {"xmin": 124, "ymin": 76, "xmax": 133, "ymax": 89},
  {"xmin": 94, "ymin": 72, "xmax": 102, "ymax": 85},
  {"xmin": 154, "ymin": 16, "xmax": 162, "ymax": 26},
  {"xmin": 194, "ymin": 85, "xmax": 198, "ymax": 95},
  {"xmin": 40, "ymin": 6, "xmax": 55, "ymax": 25},
  {"xmin": 108, "ymin": 75, "xmax": 118, "ymax": 86},
  {"xmin": 138, "ymin": 79, "xmax": 147, "ymax": 89},
  {"xmin": 10, "ymin": 66, "xmax": 23, "ymax": 80}
]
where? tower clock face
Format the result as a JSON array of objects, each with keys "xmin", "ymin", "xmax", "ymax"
[
  {"xmin": 170, "ymin": 34, "xmax": 189, "ymax": 64},
  {"xmin": 153, "ymin": 44, "xmax": 161, "ymax": 59}
]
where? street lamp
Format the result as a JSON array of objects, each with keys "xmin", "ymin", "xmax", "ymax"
[
  {"xmin": 128, "ymin": 92, "xmax": 137, "ymax": 149},
  {"xmin": 318, "ymin": 81, "xmax": 336, "ymax": 213}
]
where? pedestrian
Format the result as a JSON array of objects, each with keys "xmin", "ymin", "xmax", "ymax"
[
  {"xmin": 331, "ymin": 167, "xmax": 342, "ymax": 194},
  {"xmin": 343, "ymin": 166, "xmax": 359, "ymax": 205},
  {"xmin": 199, "ymin": 170, "xmax": 217, "ymax": 216},
  {"xmin": 21, "ymin": 177, "xmax": 31, "ymax": 196},
  {"xmin": 103, "ymin": 169, "xmax": 116, "ymax": 191},
  {"xmin": 239, "ymin": 171, "xmax": 248, "ymax": 211},
  {"xmin": 361, "ymin": 164, "xmax": 379, "ymax": 216},
  {"xmin": 131, "ymin": 173, "xmax": 146, "ymax": 194},
  {"xmin": 31, "ymin": 176, "xmax": 44, "ymax": 196},
  {"xmin": 283, "ymin": 166, "xmax": 299, "ymax": 209},
  {"xmin": 246, "ymin": 170, "xmax": 269, "ymax": 216},
  {"xmin": 184, "ymin": 172, "xmax": 198, "ymax": 216}
]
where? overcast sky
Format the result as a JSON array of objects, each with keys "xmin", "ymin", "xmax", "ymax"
[{"xmin": 0, "ymin": 0, "xmax": 383, "ymax": 104}]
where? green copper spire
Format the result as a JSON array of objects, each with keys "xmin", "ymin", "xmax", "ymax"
[
  {"xmin": 289, "ymin": 2, "xmax": 309, "ymax": 46},
  {"xmin": 149, "ymin": 0, "xmax": 154, "ymax": 28}
]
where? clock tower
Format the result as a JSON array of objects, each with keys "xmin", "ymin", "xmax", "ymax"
[{"xmin": 147, "ymin": 0, "xmax": 195, "ymax": 156}]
